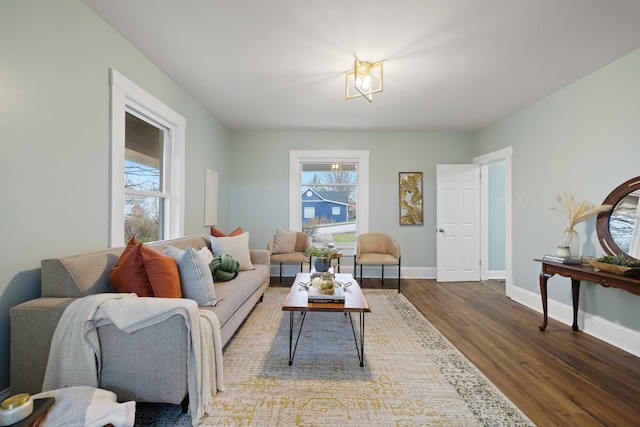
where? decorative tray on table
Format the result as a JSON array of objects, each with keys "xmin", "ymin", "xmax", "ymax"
[
  {"xmin": 588, "ymin": 260, "xmax": 640, "ymax": 277},
  {"xmin": 300, "ymin": 274, "xmax": 351, "ymax": 302}
]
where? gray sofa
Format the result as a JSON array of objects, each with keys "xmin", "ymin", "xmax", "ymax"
[{"xmin": 10, "ymin": 234, "xmax": 270, "ymax": 407}]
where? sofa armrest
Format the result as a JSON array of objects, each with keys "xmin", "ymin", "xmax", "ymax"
[
  {"xmin": 250, "ymin": 249, "xmax": 270, "ymax": 266},
  {"xmin": 10, "ymin": 297, "xmax": 76, "ymax": 394},
  {"xmin": 98, "ymin": 314, "xmax": 189, "ymax": 404},
  {"xmin": 11, "ymin": 297, "xmax": 191, "ymax": 404}
]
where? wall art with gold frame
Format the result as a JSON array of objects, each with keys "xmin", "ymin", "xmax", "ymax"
[{"xmin": 399, "ymin": 172, "xmax": 423, "ymax": 225}]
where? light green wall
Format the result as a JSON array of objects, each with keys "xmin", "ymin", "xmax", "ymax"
[
  {"xmin": 229, "ymin": 131, "xmax": 473, "ymax": 268},
  {"xmin": 0, "ymin": 0, "xmax": 230, "ymax": 391},
  {"xmin": 473, "ymin": 49, "xmax": 640, "ymax": 330},
  {"xmin": 488, "ymin": 161, "xmax": 506, "ymax": 271}
]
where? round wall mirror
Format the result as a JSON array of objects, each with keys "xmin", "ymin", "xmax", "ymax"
[{"xmin": 596, "ymin": 176, "xmax": 640, "ymax": 260}]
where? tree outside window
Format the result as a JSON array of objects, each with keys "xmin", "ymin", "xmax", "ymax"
[{"xmin": 123, "ymin": 112, "xmax": 166, "ymax": 244}]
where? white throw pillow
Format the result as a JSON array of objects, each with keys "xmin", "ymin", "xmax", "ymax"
[
  {"xmin": 210, "ymin": 232, "xmax": 254, "ymax": 271},
  {"xmin": 164, "ymin": 245, "xmax": 217, "ymax": 306},
  {"xmin": 198, "ymin": 246, "xmax": 215, "ymax": 264},
  {"xmin": 272, "ymin": 228, "xmax": 297, "ymax": 254}
]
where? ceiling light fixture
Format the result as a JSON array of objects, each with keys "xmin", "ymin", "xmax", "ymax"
[{"xmin": 345, "ymin": 56, "xmax": 383, "ymax": 102}]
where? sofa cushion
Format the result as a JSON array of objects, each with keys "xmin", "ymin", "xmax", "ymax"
[
  {"xmin": 210, "ymin": 232, "xmax": 254, "ymax": 271},
  {"xmin": 145, "ymin": 235, "xmax": 210, "ymax": 253},
  {"xmin": 108, "ymin": 240, "xmax": 154, "ymax": 297},
  {"xmin": 139, "ymin": 245, "xmax": 181, "ymax": 298},
  {"xmin": 272, "ymin": 228, "xmax": 297, "ymax": 254},
  {"xmin": 209, "ymin": 254, "xmax": 240, "ymax": 282},
  {"xmin": 198, "ymin": 246, "xmax": 214, "ymax": 264},
  {"xmin": 207, "ymin": 264, "xmax": 269, "ymax": 328},
  {"xmin": 109, "ymin": 240, "xmax": 181, "ymax": 298},
  {"xmin": 164, "ymin": 245, "xmax": 217, "ymax": 306},
  {"xmin": 210, "ymin": 227, "xmax": 243, "ymax": 238},
  {"xmin": 111, "ymin": 236, "xmax": 139, "ymax": 271}
]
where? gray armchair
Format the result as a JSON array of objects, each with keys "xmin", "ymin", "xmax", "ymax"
[{"xmin": 354, "ymin": 232, "xmax": 401, "ymax": 293}]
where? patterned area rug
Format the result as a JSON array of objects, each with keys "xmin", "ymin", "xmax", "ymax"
[{"xmin": 135, "ymin": 288, "xmax": 534, "ymax": 426}]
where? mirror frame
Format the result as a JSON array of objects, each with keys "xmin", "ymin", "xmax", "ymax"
[{"xmin": 596, "ymin": 176, "xmax": 640, "ymax": 260}]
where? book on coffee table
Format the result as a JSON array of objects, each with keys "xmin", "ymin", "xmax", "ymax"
[{"xmin": 307, "ymin": 283, "xmax": 346, "ymax": 302}]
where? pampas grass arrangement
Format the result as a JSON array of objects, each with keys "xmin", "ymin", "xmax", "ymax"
[{"xmin": 550, "ymin": 192, "xmax": 612, "ymax": 229}]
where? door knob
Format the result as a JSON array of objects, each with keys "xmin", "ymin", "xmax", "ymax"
[{"xmin": 438, "ymin": 228, "xmax": 445, "ymax": 233}]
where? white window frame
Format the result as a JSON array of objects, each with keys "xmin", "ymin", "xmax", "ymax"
[
  {"xmin": 289, "ymin": 150, "xmax": 369, "ymax": 253},
  {"xmin": 109, "ymin": 69, "xmax": 185, "ymax": 247}
]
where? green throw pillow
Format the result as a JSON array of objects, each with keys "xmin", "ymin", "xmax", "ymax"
[{"xmin": 210, "ymin": 254, "xmax": 240, "ymax": 282}]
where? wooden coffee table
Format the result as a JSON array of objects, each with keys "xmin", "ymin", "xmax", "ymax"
[{"xmin": 282, "ymin": 273, "xmax": 371, "ymax": 366}]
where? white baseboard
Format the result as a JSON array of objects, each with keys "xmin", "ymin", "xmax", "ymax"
[
  {"xmin": 488, "ymin": 270, "xmax": 506, "ymax": 280},
  {"xmin": 270, "ymin": 265, "xmax": 435, "ymax": 279},
  {"xmin": 511, "ymin": 285, "xmax": 640, "ymax": 358}
]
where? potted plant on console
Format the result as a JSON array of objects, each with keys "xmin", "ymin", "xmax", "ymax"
[{"xmin": 305, "ymin": 244, "xmax": 339, "ymax": 273}]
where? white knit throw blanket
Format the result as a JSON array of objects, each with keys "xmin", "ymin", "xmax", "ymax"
[{"xmin": 42, "ymin": 293, "xmax": 224, "ymax": 426}]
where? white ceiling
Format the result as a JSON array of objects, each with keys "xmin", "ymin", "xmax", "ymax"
[{"xmin": 84, "ymin": 0, "xmax": 640, "ymax": 132}]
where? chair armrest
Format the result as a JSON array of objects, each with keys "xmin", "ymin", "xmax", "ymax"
[{"xmin": 250, "ymin": 249, "xmax": 270, "ymax": 266}]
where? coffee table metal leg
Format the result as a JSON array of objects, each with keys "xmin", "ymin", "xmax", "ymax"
[
  {"xmin": 289, "ymin": 311, "xmax": 306, "ymax": 365},
  {"xmin": 348, "ymin": 312, "xmax": 365, "ymax": 367}
]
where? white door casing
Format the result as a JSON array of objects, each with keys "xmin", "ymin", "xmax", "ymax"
[{"xmin": 436, "ymin": 164, "xmax": 481, "ymax": 282}]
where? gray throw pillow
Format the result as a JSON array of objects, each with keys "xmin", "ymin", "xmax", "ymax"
[{"xmin": 164, "ymin": 245, "xmax": 216, "ymax": 306}]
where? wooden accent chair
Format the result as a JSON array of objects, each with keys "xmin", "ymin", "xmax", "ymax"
[
  {"xmin": 354, "ymin": 232, "xmax": 401, "ymax": 293},
  {"xmin": 267, "ymin": 231, "xmax": 311, "ymax": 281}
]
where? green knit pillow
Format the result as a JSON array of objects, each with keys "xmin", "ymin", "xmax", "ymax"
[{"xmin": 209, "ymin": 254, "xmax": 240, "ymax": 282}]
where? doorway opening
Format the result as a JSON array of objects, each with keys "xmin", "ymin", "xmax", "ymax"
[{"xmin": 475, "ymin": 147, "xmax": 513, "ymax": 298}]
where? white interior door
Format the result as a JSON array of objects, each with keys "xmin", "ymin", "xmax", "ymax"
[{"xmin": 436, "ymin": 164, "xmax": 481, "ymax": 282}]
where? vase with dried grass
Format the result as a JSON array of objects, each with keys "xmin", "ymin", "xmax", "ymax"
[
  {"xmin": 550, "ymin": 192, "xmax": 612, "ymax": 257},
  {"xmin": 559, "ymin": 227, "xmax": 579, "ymax": 257}
]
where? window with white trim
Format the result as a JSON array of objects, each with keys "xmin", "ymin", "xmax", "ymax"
[
  {"xmin": 289, "ymin": 150, "xmax": 369, "ymax": 253},
  {"xmin": 110, "ymin": 70, "xmax": 186, "ymax": 247}
]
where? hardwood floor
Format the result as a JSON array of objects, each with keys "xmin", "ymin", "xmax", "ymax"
[{"xmin": 270, "ymin": 276, "xmax": 640, "ymax": 426}]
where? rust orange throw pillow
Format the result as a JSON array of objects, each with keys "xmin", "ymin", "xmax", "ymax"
[
  {"xmin": 210, "ymin": 227, "xmax": 227, "ymax": 238},
  {"xmin": 111, "ymin": 236, "xmax": 139, "ymax": 271},
  {"xmin": 109, "ymin": 237, "xmax": 181, "ymax": 298},
  {"xmin": 139, "ymin": 244, "xmax": 181, "ymax": 298},
  {"xmin": 109, "ymin": 239, "xmax": 154, "ymax": 297},
  {"xmin": 210, "ymin": 226, "xmax": 243, "ymax": 237}
]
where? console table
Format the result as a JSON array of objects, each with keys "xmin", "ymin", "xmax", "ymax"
[{"xmin": 535, "ymin": 259, "xmax": 640, "ymax": 331}]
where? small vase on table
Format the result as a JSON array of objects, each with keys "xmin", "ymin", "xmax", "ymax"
[{"xmin": 560, "ymin": 227, "xmax": 579, "ymax": 257}]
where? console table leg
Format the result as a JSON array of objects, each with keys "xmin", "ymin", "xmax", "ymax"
[
  {"xmin": 539, "ymin": 272, "xmax": 551, "ymax": 331},
  {"xmin": 571, "ymin": 279, "xmax": 581, "ymax": 331}
]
